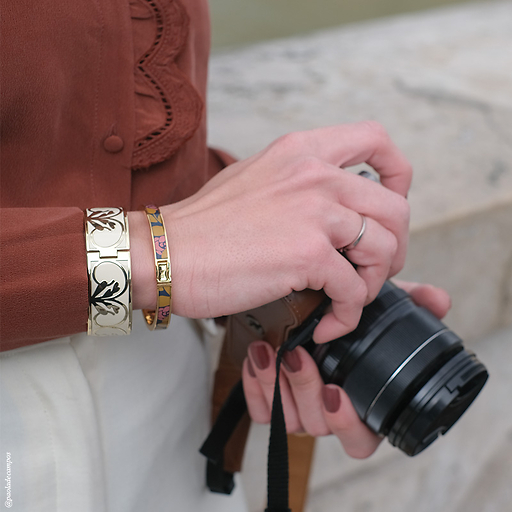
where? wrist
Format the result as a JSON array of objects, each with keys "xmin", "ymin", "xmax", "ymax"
[{"xmin": 127, "ymin": 210, "xmax": 157, "ymax": 311}]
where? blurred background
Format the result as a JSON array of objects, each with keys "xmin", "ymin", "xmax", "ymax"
[
  {"xmin": 210, "ymin": 0, "xmax": 497, "ymax": 49},
  {"xmin": 206, "ymin": 1, "xmax": 512, "ymax": 511}
]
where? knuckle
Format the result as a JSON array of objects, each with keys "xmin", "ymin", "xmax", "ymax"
[
  {"xmin": 345, "ymin": 312, "xmax": 363, "ymax": 334},
  {"xmin": 291, "ymin": 156, "xmax": 331, "ymax": 188},
  {"xmin": 364, "ymin": 274, "xmax": 383, "ymax": 303},
  {"xmin": 295, "ymin": 154, "xmax": 323, "ymax": 172},
  {"xmin": 285, "ymin": 419, "xmax": 303, "ymax": 434},
  {"xmin": 335, "ymin": 415, "xmax": 360, "ymax": 436},
  {"xmin": 304, "ymin": 192, "xmax": 330, "ymax": 218},
  {"xmin": 342, "ymin": 285, "xmax": 366, "ymax": 332},
  {"xmin": 307, "ymin": 424, "xmax": 331, "ymax": 437},
  {"xmin": 273, "ymin": 131, "xmax": 307, "ymax": 153},
  {"xmin": 297, "ymin": 233, "xmax": 329, "ymax": 268},
  {"xmin": 249, "ymin": 367, "xmax": 274, "ymax": 386},
  {"xmin": 259, "ymin": 373, "xmax": 277, "ymax": 387},
  {"xmin": 352, "ymin": 279, "xmax": 369, "ymax": 306},
  {"xmin": 360, "ymin": 120, "xmax": 389, "ymax": 141},
  {"xmin": 403, "ymin": 161, "xmax": 414, "ymax": 182},
  {"xmin": 291, "ymin": 371, "xmax": 318, "ymax": 391},
  {"xmin": 383, "ymin": 232, "xmax": 399, "ymax": 259},
  {"xmin": 249, "ymin": 410, "xmax": 271, "ymax": 425},
  {"xmin": 395, "ymin": 195, "xmax": 411, "ymax": 223},
  {"xmin": 292, "ymin": 237, "xmax": 332, "ymax": 291},
  {"xmin": 345, "ymin": 445, "xmax": 375, "ymax": 460}
]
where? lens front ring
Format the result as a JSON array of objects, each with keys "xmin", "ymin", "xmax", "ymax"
[{"xmin": 364, "ymin": 328, "xmax": 449, "ymax": 422}]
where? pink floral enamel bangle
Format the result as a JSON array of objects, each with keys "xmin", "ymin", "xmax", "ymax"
[{"xmin": 142, "ymin": 205, "xmax": 172, "ymax": 330}]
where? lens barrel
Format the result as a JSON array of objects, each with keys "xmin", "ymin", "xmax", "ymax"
[{"xmin": 307, "ymin": 281, "xmax": 488, "ymax": 456}]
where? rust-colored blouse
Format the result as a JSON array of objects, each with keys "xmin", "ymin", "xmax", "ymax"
[{"xmin": 0, "ymin": 0, "xmax": 230, "ymax": 350}]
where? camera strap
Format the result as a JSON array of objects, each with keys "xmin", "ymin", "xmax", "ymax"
[
  {"xmin": 200, "ymin": 379, "xmax": 247, "ymax": 494},
  {"xmin": 200, "ymin": 298, "xmax": 329, "ymax": 510},
  {"xmin": 200, "ymin": 344, "xmax": 293, "ymax": 512},
  {"xmin": 264, "ymin": 341, "xmax": 292, "ymax": 512}
]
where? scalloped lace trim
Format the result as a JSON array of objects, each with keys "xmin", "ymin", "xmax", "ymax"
[{"xmin": 130, "ymin": 0, "xmax": 203, "ymax": 170}]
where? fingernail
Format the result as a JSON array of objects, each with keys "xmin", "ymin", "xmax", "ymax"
[
  {"xmin": 282, "ymin": 349, "xmax": 302, "ymax": 373},
  {"xmin": 322, "ymin": 385, "xmax": 341, "ymax": 413},
  {"xmin": 247, "ymin": 358, "xmax": 256, "ymax": 378},
  {"xmin": 249, "ymin": 343, "xmax": 270, "ymax": 370}
]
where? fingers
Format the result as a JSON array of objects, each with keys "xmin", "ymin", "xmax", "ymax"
[
  {"xmin": 242, "ymin": 342, "xmax": 382, "ymax": 458},
  {"xmin": 322, "ymin": 385, "xmax": 382, "ymax": 458},
  {"xmin": 243, "ymin": 342, "xmax": 302, "ymax": 432},
  {"xmin": 332, "ymin": 171, "xmax": 410, "ymax": 275},
  {"xmin": 274, "ymin": 123, "xmax": 411, "ymax": 276},
  {"xmin": 242, "ymin": 358, "xmax": 270, "ymax": 424},
  {"xmin": 392, "ymin": 279, "xmax": 452, "ymax": 319},
  {"xmin": 310, "ymin": 248, "xmax": 368, "ymax": 343},
  {"xmin": 329, "ymin": 213, "xmax": 398, "ymax": 302},
  {"xmin": 304, "ymin": 222, "xmax": 398, "ymax": 341},
  {"xmin": 270, "ymin": 121, "xmax": 412, "ymax": 197},
  {"xmin": 281, "ymin": 347, "xmax": 330, "ymax": 436}
]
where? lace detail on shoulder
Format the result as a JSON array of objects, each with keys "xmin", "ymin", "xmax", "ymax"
[{"xmin": 130, "ymin": 0, "xmax": 203, "ymax": 170}]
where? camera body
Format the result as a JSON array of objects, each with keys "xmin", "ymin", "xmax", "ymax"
[
  {"xmin": 226, "ymin": 281, "xmax": 488, "ymax": 456},
  {"xmin": 304, "ymin": 281, "xmax": 488, "ymax": 455}
]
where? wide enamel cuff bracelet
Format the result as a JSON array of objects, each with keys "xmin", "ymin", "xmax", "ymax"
[{"xmin": 84, "ymin": 207, "xmax": 132, "ymax": 336}]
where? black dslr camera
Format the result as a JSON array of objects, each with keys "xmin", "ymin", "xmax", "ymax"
[
  {"xmin": 299, "ymin": 281, "xmax": 488, "ymax": 455},
  {"xmin": 201, "ymin": 281, "xmax": 489, "ymax": 498}
]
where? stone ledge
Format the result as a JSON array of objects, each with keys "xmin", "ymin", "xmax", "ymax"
[{"xmin": 401, "ymin": 199, "xmax": 512, "ymax": 342}]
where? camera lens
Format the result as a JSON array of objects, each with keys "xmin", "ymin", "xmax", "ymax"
[{"xmin": 306, "ymin": 281, "xmax": 488, "ymax": 456}]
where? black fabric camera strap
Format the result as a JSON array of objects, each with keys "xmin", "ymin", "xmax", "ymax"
[
  {"xmin": 200, "ymin": 298, "xmax": 330, "ymax": 511},
  {"xmin": 199, "ymin": 379, "xmax": 247, "ymax": 494},
  {"xmin": 199, "ymin": 348, "xmax": 291, "ymax": 511},
  {"xmin": 264, "ymin": 299, "xmax": 331, "ymax": 509},
  {"xmin": 265, "ymin": 342, "xmax": 292, "ymax": 512}
]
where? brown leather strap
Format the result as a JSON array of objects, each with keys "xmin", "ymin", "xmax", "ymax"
[
  {"xmin": 211, "ymin": 339, "xmax": 251, "ymax": 474},
  {"xmin": 288, "ymin": 434, "xmax": 316, "ymax": 512}
]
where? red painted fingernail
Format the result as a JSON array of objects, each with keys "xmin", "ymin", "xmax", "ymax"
[
  {"xmin": 282, "ymin": 349, "xmax": 302, "ymax": 373},
  {"xmin": 322, "ymin": 385, "xmax": 341, "ymax": 413},
  {"xmin": 249, "ymin": 343, "xmax": 270, "ymax": 370},
  {"xmin": 247, "ymin": 358, "xmax": 257, "ymax": 378}
]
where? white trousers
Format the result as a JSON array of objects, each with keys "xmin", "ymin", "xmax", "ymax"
[{"xmin": 0, "ymin": 315, "xmax": 247, "ymax": 512}]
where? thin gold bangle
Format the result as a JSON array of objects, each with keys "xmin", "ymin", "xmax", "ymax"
[{"xmin": 142, "ymin": 205, "xmax": 172, "ymax": 330}]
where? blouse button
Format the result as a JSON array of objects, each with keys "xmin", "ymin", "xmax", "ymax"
[{"xmin": 103, "ymin": 135, "xmax": 124, "ymax": 153}]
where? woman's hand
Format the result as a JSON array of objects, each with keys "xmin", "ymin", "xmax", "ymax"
[
  {"xmin": 241, "ymin": 281, "xmax": 452, "ymax": 458},
  {"xmin": 161, "ymin": 121, "xmax": 412, "ymax": 342}
]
